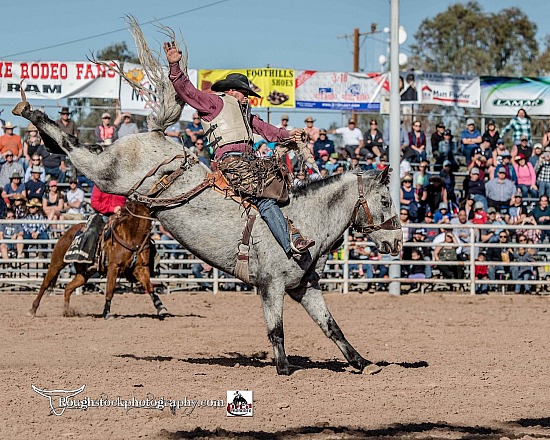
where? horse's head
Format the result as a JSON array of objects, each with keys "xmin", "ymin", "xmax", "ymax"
[
  {"xmin": 124, "ymin": 200, "xmax": 151, "ymax": 217},
  {"xmin": 352, "ymin": 167, "xmax": 402, "ymax": 256}
]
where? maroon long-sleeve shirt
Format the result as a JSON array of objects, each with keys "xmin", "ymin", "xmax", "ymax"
[{"xmin": 169, "ymin": 63, "xmax": 290, "ymax": 159}]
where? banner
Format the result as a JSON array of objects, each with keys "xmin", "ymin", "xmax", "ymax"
[
  {"xmin": 481, "ymin": 76, "xmax": 550, "ymax": 115},
  {"xmin": 198, "ymin": 69, "xmax": 295, "ymax": 108},
  {"xmin": 418, "ymin": 72, "xmax": 480, "ymax": 108},
  {"xmin": 0, "ymin": 61, "xmax": 119, "ymax": 99},
  {"xmin": 295, "ymin": 70, "xmax": 386, "ymax": 111},
  {"xmin": 119, "ymin": 62, "xmax": 197, "ymax": 121}
]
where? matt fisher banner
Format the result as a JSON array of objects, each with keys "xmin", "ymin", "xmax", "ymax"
[
  {"xmin": 0, "ymin": 61, "xmax": 119, "ymax": 99},
  {"xmin": 198, "ymin": 68, "xmax": 295, "ymax": 108}
]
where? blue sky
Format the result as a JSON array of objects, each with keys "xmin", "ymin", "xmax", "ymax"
[{"xmin": 0, "ymin": 0, "xmax": 547, "ymax": 131}]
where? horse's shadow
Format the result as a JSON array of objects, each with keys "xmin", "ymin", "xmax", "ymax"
[
  {"xmin": 113, "ymin": 351, "xmax": 428, "ymax": 373},
  {"xmin": 82, "ymin": 312, "xmax": 205, "ymax": 320}
]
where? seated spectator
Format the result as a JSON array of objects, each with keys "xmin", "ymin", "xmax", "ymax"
[
  {"xmin": 508, "ymin": 194, "xmax": 526, "ymax": 225},
  {"xmin": 0, "ymin": 209, "xmax": 24, "ymax": 259},
  {"xmin": 439, "ymin": 161, "xmax": 457, "ymax": 204},
  {"xmin": 2, "ymin": 172, "xmax": 26, "ymax": 207},
  {"xmin": 530, "ymin": 195, "xmax": 550, "ymax": 242},
  {"xmin": 114, "ymin": 112, "xmax": 139, "ymax": 139},
  {"xmin": 22, "ymin": 199, "xmax": 50, "ymax": 254},
  {"xmin": 482, "ymin": 207, "xmax": 506, "ymax": 243},
  {"xmin": 494, "ymin": 151, "xmax": 517, "ymax": 183},
  {"xmin": 423, "ymin": 211, "xmax": 439, "ymax": 241},
  {"xmin": 482, "ymin": 119, "xmax": 500, "ymax": 150},
  {"xmin": 316, "ymin": 150, "xmax": 330, "ymax": 171},
  {"xmin": 434, "ymin": 232, "xmax": 464, "ymax": 281},
  {"xmin": 475, "ymin": 252, "xmax": 489, "ymax": 294},
  {"xmin": 362, "ymin": 119, "xmax": 384, "ymax": 158},
  {"xmin": 510, "ymin": 244, "xmax": 535, "ymax": 294},
  {"xmin": 460, "ymin": 118, "xmax": 482, "ymax": 165},
  {"xmin": 0, "ymin": 150, "xmax": 24, "ymax": 189},
  {"xmin": 530, "ymin": 143, "xmax": 543, "ymax": 168},
  {"xmin": 462, "ymin": 194, "xmax": 476, "ymax": 220},
  {"xmin": 362, "ymin": 153, "xmax": 377, "ymax": 171},
  {"xmin": 463, "ymin": 167, "xmax": 487, "ymax": 209},
  {"xmin": 12, "ymin": 194, "xmax": 27, "ymax": 219},
  {"xmin": 348, "ymin": 233, "xmax": 370, "ymax": 277},
  {"xmin": 95, "ymin": 112, "xmax": 117, "ymax": 144},
  {"xmin": 430, "ymin": 122, "xmax": 445, "ymax": 161},
  {"xmin": 399, "ymin": 208, "xmax": 412, "ymax": 242},
  {"xmin": 24, "ymin": 154, "xmax": 45, "ymax": 183},
  {"xmin": 468, "ymin": 148, "xmax": 488, "ymax": 180},
  {"xmin": 0, "ymin": 122, "xmax": 23, "ymax": 164},
  {"xmin": 25, "ymin": 166, "xmax": 46, "ymax": 202},
  {"xmin": 61, "ymin": 177, "xmax": 85, "ymax": 221},
  {"xmin": 165, "ymin": 122, "xmax": 182, "ymax": 144},
  {"xmin": 511, "ymin": 134, "xmax": 532, "ymax": 159},
  {"xmin": 485, "ymin": 169, "xmax": 517, "ymax": 211},
  {"xmin": 42, "ymin": 180, "xmax": 65, "ymax": 236},
  {"xmin": 191, "ymin": 139, "xmax": 211, "ymax": 167},
  {"xmin": 402, "ymin": 228, "xmax": 432, "ymax": 277},
  {"xmin": 324, "ymin": 153, "xmax": 339, "ymax": 175},
  {"xmin": 23, "ymin": 123, "xmax": 44, "ymax": 168},
  {"xmin": 516, "ymin": 219, "xmax": 541, "ymax": 245},
  {"xmin": 404, "ymin": 120, "xmax": 427, "ymax": 163},
  {"xmin": 376, "ymin": 155, "xmax": 388, "ymax": 170},
  {"xmin": 486, "ymin": 231, "xmax": 513, "ymax": 289},
  {"xmin": 514, "ymin": 154, "xmax": 537, "ymax": 198},
  {"xmin": 472, "ymin": 201, "xmax": 487, "ymax": 225},
  {"xmin": 313, "ymin": 129, "xmax": 335, "ymax": 159},
  {"xmin": 35, "ymin": 143, "xmax": 67, "ymax": 183},
  {"xmin": 412, "ymin": 160, "xmax": 430, "ymax": 189},
  {"xmin": 184, "ymin": 113, "xmax": 205, "ymax": 148},
  {"xmin": 433, "ymin": 202, "xmax": 451, "ymax": 225},
  {"xmin": 407, "ymin": 249, "xmax": 428, "ymax": 293},
  {"xmin": 436, "ymin": 129, "xmax": 459, "ymax": 171},
  {"xmin": 451, "ymin": 209, "xmax": 478, "ymax": 260},
  {"xmin": 425, "ymin": 176, "xmax": 448, "ymax": 215},
  {"xmin": 400, "ymin": 156, "xmax": 412, "ymax": 178}
]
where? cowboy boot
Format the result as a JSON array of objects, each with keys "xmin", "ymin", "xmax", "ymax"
[{"xmin": 287, "ymin": 218, "xmax": 315, "ymax": 253}]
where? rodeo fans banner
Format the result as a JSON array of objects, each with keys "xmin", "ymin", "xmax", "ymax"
[
  {"xmin": 119, "ymin": 62, "xmax": 197, "ymax": 121},
  {"xmin": 0, "ymin": 61, "xmax": 119, "ymax": 99},
  {"xmin": 417, "ymin": 72, "xmax": 480, "ymax": 108},
  {"xmin": 294, "ymin": 70, "xmax": 386, "ymax": 111},
  {"xmin": 480, "ymin": 76, "xmax": 550, "ymax": 116},
  {"xmin": 198, "ymin": 69, "xmax": 295, "ymax": 108}
]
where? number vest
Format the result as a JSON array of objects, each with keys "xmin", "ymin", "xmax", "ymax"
[{"xmin": 201, "ymin": 93, "xmax": 253, "ymax": 153}]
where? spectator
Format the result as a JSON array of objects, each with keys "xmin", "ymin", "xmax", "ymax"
[
  {"xmin": 95, "ymin": 112, "xmax": 117, "ymax": 144},
  {"xmin": 492, "ymin": 138, "xmax": 510, "ymax": 166},
  {"xmin": 436, "ymin": 129, "xmax": 459, "ymax": 171},
  {"xmin": 328, "ymin": 118, "xmax": 363, "ymax": 159},
  {"xmin": 362, "ymin": 153, "xmax": 377, "ymax": 171},
  {"xmin": 165, "ymin": 122, "xmax": 183, "ymax": 144},
  {"xmin": 22, "ymin": 199, "xmax": 50, "ymax": 254},
  {"xmin": 483, "ymin": 207, "xmax": 506, "ymax": 243},
  {"xmin": 399, "ymin": 208, "xmax": 411, "ymax": 242},
  {"xmin": 534, "ymin": 147, "xmax": 550, "ymax": 198},
  {"xmin": 482, "ymin": 119, "xmax": 500, "ymax": 151},
  {"xmin": 24, "ymin": 154, "xmax": 45, "ymax": 183},
  {"xmin": 434, "ymin": 232, "xmax": 464, "ymax": 282},
  {"xmin": 191, "ymin": 139, "xmax": 211, "ymax": 167},
  {"xmin": 184, "ymin": 112, "xmax": 204, "ymax": 148},
  {"xmin": 313, "ymin": 129, "xmax": 335, "ymax": 159},
  {"xmin": 439, "ymin": 161, "xmax": 457, "ymax": 204},
  {"xmin": 12, "ymin": 194, "xmax": 27, "ymax": 219},
  {"xmin": 400, "ymin": 175, "xmax": 422, "ymax": 222},
  {"xmin": 56, "ymin": 107, "xmax": 79, "ymax": 138},
  {"xmin": 402, "ymin": 228, "xmax": 432, "ymax": 279},
  {"xmin": 61, "ymin": 177, "xmax": 85, "ymax": 221},
  {"xmin": 43, "ymin": 180, "xmax": 65, "ymax": 235},
  {"xmin": 516, "ymin": 215, "xmax": 541, "ymax": 244},
  {"xmin": 451, "ymin": 209, "xmax": 478, "ymax": 260},
  {"xmin": 0, "ymin": 209, "xmax": 24, "ymax": 259},
  {"xmin": 514, "ymin": 154, "xmax": 537, "ymax": 198},
  {"xmin": 407, "ymin": 249, "xmax": 428, "ymax": 293},
  {"xmin": 462, "ymin": 194, "xmax": 476, "ymax": 220},
  {"xmin": 510, "ymin": 244, "xmax": 535, "ymax": 294},
  {"xmin": 25, "ymin": 166, "xmax": 46, "ymax": 202},
  {"xmin": 316, "ymin": 150, "xmax": 330, "ymax": 171},
  {"xmin": 22, "ymin": 123, "xmax": 44, "ymax": 167},
  {"xmin": 530, "ymin": 195, "xmax": 550, "ymax": 242},
  {"xmin": 475, "ymin": 252, "xmax": 489, "ymax": 294},
  {"xmin": 511, "ymin": 134, "xmax": 532, "ymax": 159},
  {"xmin": 425, "ymin": 176, "xmax": 448, "ymax": 215},
  {"xmin": 460, "ymin": 118, "xmax": 482, "ymax": 165},
  {"xmin": 508, "ymin": 194, "xmax": 526, "ymax": 225},
  {"xmin": 479, "ymin": 138, "xmax": 493, "ymax": 163},
  {"xmin": 413, "ymin": 160, "xmax": 430, "ymax": 189},
  {"xmin": 423, "ymin": 211, "xmax": 439, "ymax": 241},
  {"xmin": 34, "ymin": 144, "xmax": 67, "ymax": 183},
  {"xmin": 494, "ymin": 151, "xmax": 517, "ymax": 183},
  {"xmin": 401, "ymin": 73, "xmax": 418, "ymax": 101},
  {"xmin": 114, "ymin": 112, "xmax": 139, "ymax": 139},
  {"xmin": 430, "ymin": 122, "xmax": 445, "ymax": 161},
  {"xmin": 433, "ymin": 202, "xmax": 452, "ymax": 224},
  {"xmin": 486, "ymin": 230, "xmax": 513, "ymax": 290},
  {"xmin": 485, "ymin": 168, "xmax": 517, "ymax": 211},
  {"xmin": 303, "ymin": 116, "xmax": 320, "ymax": 152},
  {"xmin": 530, "ymin": 143, "xmax": 543, "ymax": 168},
  {"xmin": 376, "ymin": 155, "xmax": 388, "ymax": 170},
  {"xmin": 463, "ymin": 167, "xmax": 487, "ymax": 210},
  {"xmin": 276, "ymin": 114, "xmax": 294, "ymax": 130},
  {"xmin": 2, "ymin": 172, "xmax": 25, "ymax": 206},
  {"xmin": 362, "ymin": 119, "xmax": 384, "ymax": 158},
  {"xmin": 0, "ymin": 122, "xmax": 23, "ymax": 163},
  {"xmin": 468, "ymin": 148, "xmax": 488, "ymax": 180},
  {"xmin": 501, "ymin": 108, "xmax": 531, "ymax": 145},
  {"xmin": 404, "ymin": 120, "xmax": 427, "ymax": 163},
  {"xmin": 400, "ymin": 156, "xmax": 412, "ymax": 178},
  {"xmin": 324, "ymin": 153, "xmax": 339, "ymax": 175},
  {"xmin": 0, "ymin": 151, "xmax": 24, "ymax": 189},
  {"xmin": 472, "ymin": 201, "xmax": 488, "ymax": 225}
]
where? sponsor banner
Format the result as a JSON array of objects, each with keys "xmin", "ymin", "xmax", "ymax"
[
  {"xmin": 419, "ymin": 72, "xmax": 480, "ymax": 108},
  {"xmin": 0, "ymin": 61, "xmax": 119, "ymax": 99},
  {"xmin": 481, "ymin": 76, "xmax": 550, "ymax": 115},
  {"xmin": 198, "ymin": 69, "xmax": 295, "ymax": 108},
  {"xmin": 295, "ymin": 70, "xmax": 386, "ymax": 111},
  {"xmin": 119, "ymin": 62, "xmax": 197, "ymax": 121}
]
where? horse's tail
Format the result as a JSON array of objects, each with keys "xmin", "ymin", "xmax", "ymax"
[{"xmin": 92, "ymin": 15, "xmax": 187, "ymax": 133}]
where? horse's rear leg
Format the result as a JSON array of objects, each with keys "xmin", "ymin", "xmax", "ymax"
[
  {"xmin": 287, "ymin": 282, "xmax": 376, "ymax": 373},
  {"xmin": 132, "ymin": 266, "xmax": 167, "ymax": 316},
  {"xmin": 258, "ymin": 284, "xmax": 290, "ymax": 375}
]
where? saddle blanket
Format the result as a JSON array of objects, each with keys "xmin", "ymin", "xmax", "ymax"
[{"xmin": 64, "ymin": 214, "xmax": 106, "ymax": 264}]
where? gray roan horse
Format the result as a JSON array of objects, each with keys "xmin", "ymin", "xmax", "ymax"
[{"xmin": 13, "ymin": 31, "xmax": 401, "ymax": 375}]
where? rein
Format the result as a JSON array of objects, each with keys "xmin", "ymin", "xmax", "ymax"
[
  {"xmin": 109, "ymin": 217, "xmax": 151, "ymax": 268},
  {"xmin": 351, "ymin": 174, "xmax": 401, "ymax": 234}
]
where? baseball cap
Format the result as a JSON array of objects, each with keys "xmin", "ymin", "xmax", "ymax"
[
  {"xmin": 470, "ymin": 167, "xmax": 480, "ymax": 175},
  {"xmin": 101, "ymin": 112, "xmax": 111, "ymax": 119},
  {"xmin": 520, "ymin": 134, "xmax": 528, "ymax": 140},
  {"xmin": 438, "ymin": 202, "xmax": 448, "ymax": 210},
  {"xmin": 443, "ymin": 129, "xmax": 452, "ymax": 136},
  {"xmin": 497, "ymin": 169, "xmax": 506, "ymax": 174},
  {"xmin": 516, "ymin": 153, "xmax": 527, "ymax": 161},
  {"xmin": 487, "ymin": 119, "xmax": 496, "ymax": 125},
  {"xmin": 318, "ymin": 149, "xmax": 329, "ymax": 157},
  {"xmin": 487, "ymin": 207, "xmax": 496, "ymax": 214},
  {"xmin": 466, "ymin": 118, "xmax": 475, "ymax": 126},
  {"xmin": 443, "ymin": 160, "xmax": 451, "ymax": 167},
  {"xmin": 473, "ymin": 147, "xmax": 482, "ymax": 155},
  {"xmin": 497, "ymin": 138, "xmax": 504, "ymax": 144},
  {"xmin": 545, "ymin": 147, "xmax": 550, "ymax": 153},
  {"xmin": 49, "ymin": 180, "xmax": 58, "ymax": 187},
  {"xmin": 414, "ymin": 228, "xmax": 426, "ymax": 235},
  {"xmin": 329, "ymin": 152, "xmax": 339, "ymax": 159},
  {"xmin": 436, "ymin": 122, "xmax": 445, "ymax": 128},
  {"xmin": 319, "ymin": 128, "xmax": 327, "ymax": 134},
  {"xmin": 474, "ymin": 201, "xmax": 484, "ymax": 210},
  {"xmin": 281, "ymin": 114, "xmax": 289, "ymax": 120},
  {"xmin": 402, "ymin": 175, "xmax": 413, "ymax": 182},
  {"xmin": 69, "ymin": 177, "xmax": 78, "ymax": 183},
  {"xmin": 365, "ymin": 152, "xmax": 374, "ymax": 159},
  {"xmin": 501, "ymin": 150, "xmax": 511, "ymax": 157},
  {"xmin": 348, "ymin": 118, "xmax": 356, "ymax": 124},
  {"xmin": 534, "ymin": 143, "xmax": 543, "ymax": 150}
]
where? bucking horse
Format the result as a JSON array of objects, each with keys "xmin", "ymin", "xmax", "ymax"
[{"xmin": 13, "ymin": 20, "xmax": 402, "ymax": 375}]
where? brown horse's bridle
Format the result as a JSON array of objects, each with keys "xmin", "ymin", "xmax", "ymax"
[{"xmin": 351, "ymin": 173, "xmax": 401, "ymax": 234}]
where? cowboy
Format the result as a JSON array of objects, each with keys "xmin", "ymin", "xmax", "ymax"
[
  {"xmin": 0, "ymin": 121, "xmax": 23, "ymax": 161},
  {"xmin": 164, "ymin": 41, "xmax": 314, "ymax": 257}
]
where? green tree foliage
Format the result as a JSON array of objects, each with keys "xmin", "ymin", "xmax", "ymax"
[{"xmin": 409, "ymin": 1, "xmax": 541, "ymax": 76}]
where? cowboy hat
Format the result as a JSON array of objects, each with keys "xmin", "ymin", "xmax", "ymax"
[
  {"xmin": 26, "ymin": 198, "xmax": 42, "ymax": 207},
  {"xmin": 3, "ymin": 121, "xmax": 16, "ymax": 129},
  {"xmin": 27, "ymin": 123, "xmax": 38, "ymax": 131},
  {"xmin": 10, "ymin": 172, "xmax": 22, "ymax": 179},
  {"xmin": 59, "ymin": 107, "xmax": 70, "ymax": 114},
  {"xmin": 211, "ymin": 73, "xmax": 261, "ymax": 98},
  {"xmin": 12, "ymin": 193, "xmax": 27, "ymax": 201}
]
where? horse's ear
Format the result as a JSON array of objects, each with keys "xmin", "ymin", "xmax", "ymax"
[{"xmin": 378, "ymin": 166, "xmax": 391, "ymax": 186}]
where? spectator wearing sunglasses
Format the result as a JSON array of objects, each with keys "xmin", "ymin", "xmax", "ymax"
[{"xmin": 95, "ymin": 112, "xmax": 117, "ymax": 144}]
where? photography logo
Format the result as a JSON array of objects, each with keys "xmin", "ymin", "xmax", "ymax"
[
  {"xmin": 32, "ymin": 384, "xmax": 86, "ymax": 416},
  {"xmin": 226, "ymin": 390, "xmax": 253, "ymax": 417}
]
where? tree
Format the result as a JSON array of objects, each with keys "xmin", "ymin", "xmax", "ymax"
[{"xmin": 409, "ymin": 2, "xmax": 540, "ymax": 76}]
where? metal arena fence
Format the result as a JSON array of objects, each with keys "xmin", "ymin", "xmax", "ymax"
[{"xmin": 0, "ymin": 219, "xmax": 549, "ymax": 295}]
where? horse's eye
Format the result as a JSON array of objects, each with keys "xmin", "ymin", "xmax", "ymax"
[{"xmin": 381, "ymin": 200, "xmax": 390, "ymax": 208}]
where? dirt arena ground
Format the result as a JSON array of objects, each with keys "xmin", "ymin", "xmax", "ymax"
[{"xmin": 1, "ymin": 290, "xmax": 549, "ymax": 440}]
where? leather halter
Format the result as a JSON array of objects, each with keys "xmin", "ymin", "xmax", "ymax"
[{"xmin": 351, "ymin": 173, "xmax": 401, "ymax": 234}]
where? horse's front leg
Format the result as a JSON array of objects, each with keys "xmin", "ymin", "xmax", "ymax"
[
  {"xmin": 258, "ymin": 283, "xmax": 290, "ymax": 375},
  {"xmin": 287, "ymin": 281, "xmax": 380, "ymax": 374},
  {"xmin": 133, "ymin": 265, "xmax": 168, "ymax": 316},
  {"xmin": 102, "ymin": 265, "xmax": 120, "ymax": 319}
]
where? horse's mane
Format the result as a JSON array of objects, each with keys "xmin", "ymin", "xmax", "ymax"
[{"xmin": 291, "ymin": 169, "xmax": 383, "ymax": 198}]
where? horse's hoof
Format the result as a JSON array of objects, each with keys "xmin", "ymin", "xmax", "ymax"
[
  {"xmin": 157, "ymin": 307, "xmax": 168, "ymax": 316},
  {"xmin": 362, "ymin": 363, "xmax": 383, "ymax": 375},
  {"xmin": 12, "ymin": 101, "xmax": 29, "ymax": 116},
  {"xmin": 103, "ymin": 313, "xmax": 113, "ymax": 320},
  {"xmin": 27, "ymin": 309, "xmax": 36, "ymax": 318}
]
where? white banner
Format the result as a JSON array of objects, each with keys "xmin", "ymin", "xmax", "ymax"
[
  {"xmin": 295, "ymin": 70, "xmax": 386, "ymax": 111},
  {"xmin": 481, "ymin": 76, "xmax": 550, "ymax": 115},
  {"xmin": 418, "ymin": 72, "xmax": 480, "ymax": 108},
  {"xmin": 0, "ymin": 61, "xmax": 119, "ymax": 99},
  {"xmin": 119, "ymin": 62, "xmax": 197, "ymax": 121}
]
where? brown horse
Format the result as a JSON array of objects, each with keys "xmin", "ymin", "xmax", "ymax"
[{"xmin": 29, "ymin": 201, "xmax": 168, "ymax": 319}]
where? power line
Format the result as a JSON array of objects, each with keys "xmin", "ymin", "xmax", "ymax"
[{"xmin": 0, "ymin": 0, "xmax": 231, "ymax": 58}]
